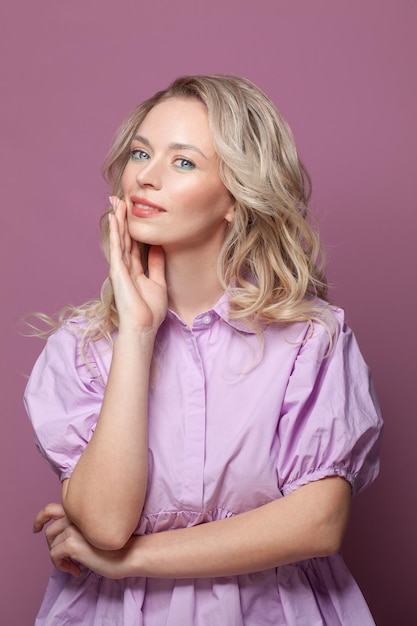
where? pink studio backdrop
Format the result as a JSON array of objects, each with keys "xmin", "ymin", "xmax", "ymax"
[{"xmin": 2, "ymin": 1, "xmax": 416, "ymax": 624}]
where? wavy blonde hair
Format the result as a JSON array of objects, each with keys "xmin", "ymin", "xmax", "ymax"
[{"xmin": 33, "ymin": 74, "xmax": 330, "ymax": 344}]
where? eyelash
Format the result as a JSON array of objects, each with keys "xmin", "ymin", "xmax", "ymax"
[
  {"xmin": 130, "ymin": 149, "xmax": 150, "ymax": 161},
  {"xmin": 174, "ymin": 158, "xmax": 195, "ymax": 170},
  {"xmin": 129, "ymin": 150, "xmax": 195, "ymax": 171}
]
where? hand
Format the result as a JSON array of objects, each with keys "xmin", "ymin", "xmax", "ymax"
[
  {"xmin": 109, "ymin": 196, "xmax": 168, "ymax": 334},
  {"xmin": 33, "ymin": 502, "xmax": 81, "ymax": 576},
  {"xmin": 33, "ymin": 502, "xmax": 135, "ymax": 579}
]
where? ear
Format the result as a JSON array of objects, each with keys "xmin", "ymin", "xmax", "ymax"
[{"xmin": 225, "ymin": 201, "xmax": 236, "ymax": 224}]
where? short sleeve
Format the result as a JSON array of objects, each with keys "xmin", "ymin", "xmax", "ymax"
[
  {"xmin": 24, "ymin": 324, "xmax": 108, "ymax": 482},
  {"xmin": 277, "ymin": 308, "xmax": 383, "ymax": 497}
]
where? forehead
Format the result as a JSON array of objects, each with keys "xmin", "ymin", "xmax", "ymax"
[{"xmin": 136, "ymin": 97, "xmax": 214, "ymax": 153}]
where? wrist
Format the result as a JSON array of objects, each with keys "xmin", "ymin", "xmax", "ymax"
[
  {"xmin": 122, "ymin": 535, "xmax": 147, "ymax": 578},
  {"xmin": 114, "ymin": 326, "xmax": 157, "ymax": 351}
]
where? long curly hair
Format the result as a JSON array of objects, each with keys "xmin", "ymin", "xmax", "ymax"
[{"xmin": 32, "ymin": 74, "xmax": 330, "ymax": 344}]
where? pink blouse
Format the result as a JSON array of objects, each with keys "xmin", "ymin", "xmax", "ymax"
[{"xmin": 25, "ymin": 296, "xmax": 382, "ymax": 625}]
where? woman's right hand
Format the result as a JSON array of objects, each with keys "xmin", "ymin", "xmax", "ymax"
[{"xmin": 109, "ymin": 196, "xmax": 168, "ymax": 335}]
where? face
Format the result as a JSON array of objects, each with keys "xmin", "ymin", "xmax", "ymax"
[{"xmin": 121, "ymin": 97, "xmax": 235, "ymax": 255}]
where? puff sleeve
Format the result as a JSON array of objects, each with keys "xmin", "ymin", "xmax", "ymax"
[
  {"xmin": 24, "ymin": 324, "xmax": 108, "ymax": 482},
  {"xmin": 277, "ymin": 308, "xmax": 383, "ymax": 497}
]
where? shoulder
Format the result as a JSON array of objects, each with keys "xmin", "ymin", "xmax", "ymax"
[
  {"xmin": 30, "ymin": 318, "xmax": 113, "ymax": 388},
  {"xmin": 297, "ymin": 302, "xmax": 349, "ymax": 355},
  {"xmin": 262, "ymin": 301, "xmax": 347, "ymax": 351}
]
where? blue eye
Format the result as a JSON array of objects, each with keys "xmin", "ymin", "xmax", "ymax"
[
  {"xmin": 130, "ymin": 149, "xmax": 150, "ymax": 161},
  {"xmin": 174, "ymin": 158, "xmax": 195, "ymax": 170}
]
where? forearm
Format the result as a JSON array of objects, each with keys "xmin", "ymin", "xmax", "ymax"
[
  {"xmin": 45, "ymin": 478, "xmax": 350, "ymax": 579},
  {"xmin": 121, "ymin": 477, "xmax": 351, "ymax": 579},
  {"xmin": 63, "ymin": 329, "xmax": 155, "ymax": 549}
]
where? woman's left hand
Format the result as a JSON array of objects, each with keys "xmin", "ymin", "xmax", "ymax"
[
  {"xmin": 33, "ymin": 503, "xmax": 133, "ymax": 579},
  {"xmin": 33, "ymin": 502, "xmax": 81, "ymax": 576}
]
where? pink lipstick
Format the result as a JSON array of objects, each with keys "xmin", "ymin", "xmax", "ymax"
[{"xmin": 131, "ymin": 196, "xmax": 165, "ymax": 218}]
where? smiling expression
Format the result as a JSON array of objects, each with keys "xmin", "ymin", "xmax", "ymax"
[{"xmin": 121, "ymin": 97, "xmax": 235, "ymax": 255}]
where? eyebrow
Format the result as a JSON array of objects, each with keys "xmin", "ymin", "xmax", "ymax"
[{"xmin": 132, "ymin": 135, "xmax": 208, "ymax": 159}]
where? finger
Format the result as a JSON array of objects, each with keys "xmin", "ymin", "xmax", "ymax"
[
  {"xmin": 54, "ymin": 557, "xmax": 81, "ymax": 577},
  {"xmin": 115, "ymin": 199, "xmax": 128, "ymax": 257},
  {"xmin": 45, "ymin": 516, "xmax": 72, "ymax": 549},
  {"xmin": 109, "ymin": 197, "xmax": 124, "ymax": 258},
  {"xmin": 129, "ymin": 240, "xmax": 144, "ymax": 276},
  {"xmin": 147, "ymin": 246, "xmax": 166, "ymax": 287},
  {"xmin": 108, "ymin": 213, "xmax": 123, "ymax": 266},
  {"xmin": 50, "ymin": 545, "xmax": 81, "ymax": 577},
  {"xmin": 109, "ymin": 195, "xmax": 120, "ymax": 214},
  {"xmin": 120, "ymin": 201, "xmax": 132, "ymax": 258},
  {"xmin": 33, "ymin": 503, "xmax": 66, "ymax": 533},
  {"xmin": 49, "ymin": 528, "xmax": 82, "ymax": 576}
]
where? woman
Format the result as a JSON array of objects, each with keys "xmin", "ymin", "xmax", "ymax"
[{"xmin": 26, "ymin": 74, "xmax": 382, "ymax": 625}]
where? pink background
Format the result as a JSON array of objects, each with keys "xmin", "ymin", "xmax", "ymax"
[{"xmin": 2, "ymin": 1, "xmax": 416, "ymax": 623}]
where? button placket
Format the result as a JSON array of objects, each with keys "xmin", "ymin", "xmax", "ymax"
[{"xmin": 180, "ymin": 327, "xmax": 207, "ymax": 509}]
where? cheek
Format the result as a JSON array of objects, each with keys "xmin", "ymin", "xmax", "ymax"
[
  {"xmin": 120, "ymin": 162, "xmax": 137, "ymax": 191},
  {"xmin": 120, "ymin": 170, "xmax": 130, "ymax": 194},
  {"xmin": 201, "ymin": 184, "xmax": 234, "ymax": 218},
  {"xmin": 185, "ymin": 179, "xmax": 231, "ymax": 211}
]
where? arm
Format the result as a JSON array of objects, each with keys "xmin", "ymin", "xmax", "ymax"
[
  {"xmin": 62, "ymin": 199, "xmax": 167, "ymax": 550},
  {"xmin": 36, "ymin": 476, "xmax": 351, "ymax": 579},
  {"xmin": 135, "ymin": 477, "xmax": 351, "ymax": 579}
]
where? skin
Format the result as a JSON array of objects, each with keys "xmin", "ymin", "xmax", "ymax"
[
  {"xmin": 35, "ymin": 478, "xmax": 351, "ymax": 579},
  {"xmin": 59, "ymin": 99, "xmax": 235, "ymax": 550},
  {"xmin": 33, "ymin": 97, "xmax": 351, "ymax": 579}
]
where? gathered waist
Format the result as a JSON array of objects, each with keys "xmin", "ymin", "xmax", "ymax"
[{"xmin": 134, "ymin": 506, "xmax": 236, "ymax": 535}]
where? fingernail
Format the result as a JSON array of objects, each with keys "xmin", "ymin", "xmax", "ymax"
[{"xmin": 109, "ymin": 196, "xmax": 119, "ymax": 210}]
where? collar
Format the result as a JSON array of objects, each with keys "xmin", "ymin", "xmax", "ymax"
[
  {"xmin": 212, "ymin": 291, "xmax": 257, "ymax": 334},
  {"xmin": 165, "ymin": 291, "xmax": 257, "ymax": 334}
]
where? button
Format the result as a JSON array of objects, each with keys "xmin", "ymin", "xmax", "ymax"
[{"xmin": 202, "ymin": 315, "xmax": 211, "ymax": 325}]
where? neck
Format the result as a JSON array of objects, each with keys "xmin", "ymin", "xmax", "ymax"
[{"xmin": 164, "ymin": 246, "xmax": 225, "ymax": 327}]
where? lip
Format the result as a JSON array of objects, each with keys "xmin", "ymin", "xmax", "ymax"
[{"xmin": 130, "ymin": 196, "xmax": 165, "ymax": 217}]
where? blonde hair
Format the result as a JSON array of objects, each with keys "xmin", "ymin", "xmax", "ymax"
[{"xmin": 33, "ymin": 74, "xmax": 330, "ymax": 343}]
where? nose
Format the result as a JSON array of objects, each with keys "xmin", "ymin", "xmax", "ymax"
[{"xmin": 136, "ymin": 159, "xmax": 162, "ymax": 189}]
